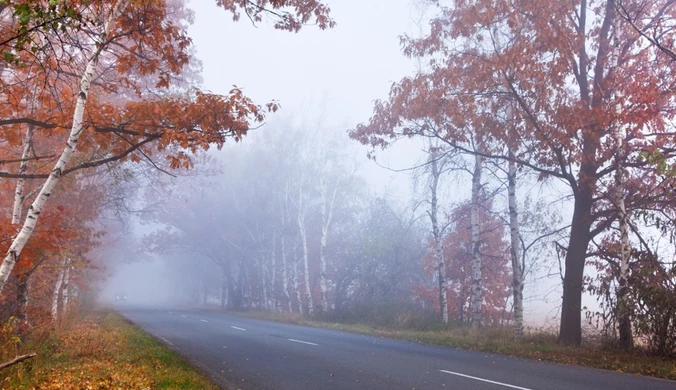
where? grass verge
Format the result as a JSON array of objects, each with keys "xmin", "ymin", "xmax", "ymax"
[
  {"xmin": 2, "ymin": 311, "xmax": 219, "ymax": 389},
  {"xmin": 233, "ymin": 310, "xmax": 676, "ymax": 381}
]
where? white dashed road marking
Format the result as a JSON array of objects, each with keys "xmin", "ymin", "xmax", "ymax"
[
  {"xmin": 200, "ymin": 319, "xmax": 209, "ymax": 323},
  {"xmin": 439, "ymin": 370, "xmax": 532, "ymax": 390},
  {"xmin": 288, "ymin": 338, "xmax": 318, "ymax": 346},
  {"xmin": 158, "ymin": 336, "xmax": 174, "ymax": 347},
  {"xmin": 230, "ymin": 326, "xmax": 246, "ymax": 331}
]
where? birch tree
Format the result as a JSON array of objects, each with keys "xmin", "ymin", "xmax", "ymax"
[
  {"xmin": 0, "ymin": 0, "xmax": 130, "ymax": 294},
  {"xmin": 296, "ymin": 173, "xmax": 314, "ymax": 316},
  {"xmin": 0, "ymin": 0, "xmax": 334, "ymax": 295},
  {"xmin": 507, "ymin": 154, "xmax": 524, "ymax": 338},
  {"xmin": 350, "ymin": 0, "xmax": 676, "ymax": 345},
  {"xmin": 424, "ymin": 145, "xmax": 453, "ymax": 323},
  {"xmin": 51, "ymin": 259, "xmax": 68, "ymax": 320}
]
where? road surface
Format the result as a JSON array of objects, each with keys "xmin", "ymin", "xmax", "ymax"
[{"xmin": 118, "ymin": 305, "xmax": 676, "ymax": 390}]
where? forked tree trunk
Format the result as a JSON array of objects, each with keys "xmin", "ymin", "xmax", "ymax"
[
  {"xmin": 0, "ymin": 0, "xmax": 130, "ymax": 294},
  {"xmin": 470, "ymin": 149, "xmax": 483, "ymax": 330},
  {"xmin": 508, "ymin": 154, "xmax": 524, "ymax": 338}
]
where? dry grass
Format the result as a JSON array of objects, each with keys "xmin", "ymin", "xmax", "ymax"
[
  {"xmin": 0, "ymin": 311, "xmax": 219, "ymax": 389},
  {"xmin": 235, "ymin": 310, "xmax": 676, "ymax": 380}
]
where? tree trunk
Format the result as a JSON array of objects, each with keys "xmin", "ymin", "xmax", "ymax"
[
  {"xmin": 0, "ymin": 0, "xmax": 130, "ymax": 294},
  {"xmin": 470, "ymin": 150, "xmax": 483, "ymax": 330},
  {"xmin": 610, "ymin": 19, "xmax": 633, "ymax": 350},
  {"xmin": 508, "ymin": 154, "xmax": 524, "ymax": 338},
  {"xmin": 51, "ymin": 262, "xmax": 67, "ymax": 320},
  {"xmin": 318, "ymin": 174, "xmax": 339, "ymax": 314},
  {"xmin": 319, "ymin": 177, "xmax": 329, "ymax": 314},
  {"xmin": 16, "ymin": 273, "xmax": 28, "ymax": 329},
  {"xmin": 11, "ymin": 124, "xmax": 35, "ymax": 225},
  {"xmin": 292, "ymin": 237, "xmax": 304, "ymax": 314},
  {"xmin": 281, "ymin": 228, "xmax": 292, "ymax": 312},
  {"xmin": 61, "ymin": 261, "xmax": 71, "ymax": 315},
  {"xmin": 298, "ymin": 211, "xmax": 313, "ymax": 315},
  {"xmin": 615, "ymin": 132, "xmax": 633, "ymax": 349},
  {"xmin": 559, "ymin": 186, "xmax": 594, "ymax": 346},
  {"xmin": 259, "ymin": 256, "xmax": 268, "ymax": 310},
  {"xmin": 429, "ymin": 151, "xmax": 448, "ymax": 323}
]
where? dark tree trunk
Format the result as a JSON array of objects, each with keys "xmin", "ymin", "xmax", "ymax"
[
  {"xmin": 16, "ymin": 274, "xmax": 28, "ymax": 333},
  {"xmin": 559, "ymin": 186, "xmax": 594, "ymax": 346}
]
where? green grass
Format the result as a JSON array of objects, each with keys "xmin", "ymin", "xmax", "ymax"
[
  {"xmin": 233, "ymin": 310, "xmax": 676, "ymax": 381},
  {"xmin": 2, "ymin": 311, "xmax": 220, "ymax": 389}
]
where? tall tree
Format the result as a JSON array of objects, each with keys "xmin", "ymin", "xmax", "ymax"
[
  {"xmin": 351, "ymin": 0, "xmax": 676, "ymax": 345},
  {"xmin": 0, "ymin": 0, "xmax": 334, "ymax": 294}
]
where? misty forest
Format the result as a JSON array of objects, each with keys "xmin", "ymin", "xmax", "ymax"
[{"xmin": 0, "ymin": 0, "xmax": 676, "ymax": 387}]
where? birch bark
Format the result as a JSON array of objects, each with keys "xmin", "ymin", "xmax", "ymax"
[
  {"xmin": 51, "ymin": 261, "xmax": 67, "ymax": 320},
  {"xmin": 0, "ymin": 0, "xmax": 130, "ymax": 293},
  {"xmin": 318, "ymin": 173, "xmax": 339, "ymax": 313},
  {"xmin": 428, "ymin": 150, "xmax": 448, "ymax": 323},
  {"xmin": 62, "ymin": 260, "xmax": 71, "ymax": 313},
  {"xmin": 297, "ymin": 177, "xmax": 313, "ymax": 315},
  {"xmin": 11, "ymin": 124, "xmax": 35, "ymax": 225},
  {"xmin": 508, "ymin": 153, "xmax": 524, "ymax": 338},
  {"xmin": 610, "ymin": 18, "xmax": 633, "ymax": 349}
]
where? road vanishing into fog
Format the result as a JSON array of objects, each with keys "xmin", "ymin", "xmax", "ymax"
[{"xmin": 118, "ymin": 305, "xmax": 676, "ymax": 390}]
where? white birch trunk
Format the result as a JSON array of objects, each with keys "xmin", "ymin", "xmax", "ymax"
[
  {"xmin": 429, "ymin": 152, "xmax": 448, "ymax": 323},
  {"xmin": 296, "ymin": 175, "xmax": 313, "ymax": 316},
  {"xmin": 292, "ymin": 255, "xmax": 303, "ymax": 314},
  {"xmin": 610, "ymin": 20, "xmax": 633, "ymax": 349},
  {"xmin": 260, "ymin": 257, "xmax": 269, "ymax": 310},
  {"xmin": 0, "ymin": 0, "xmax": 130, "ymax": 293},
  {"xmin": 11, "ymin": 124, "xmax": 35, "ymax": 225},
  {"xmin": 299, "ymin": 212, "xmax": 313, "ymax": 316},
  {"xmin": 318, "ymin": 174, "xmax": 339, "ymax": 313},
  {"xmin": 508, "ymin": 153, "xmax": 524, "ymax": 338},
  {"xmin": 62, "ymin": 260, "xmax": 71, "ymax": 313},
  {"xmin": 51, "ymin": 261, "xmax": 67, "ymax": 320},
  {"xmin": 615, "ymin": 144, "xmax": 632, "ymax": 347},
  {"xmin": 281, "ymin": 190, "xmax": 293, "ymax": 312},
  {"xmin": 470, "ymin": 149, "xmax": 483, "ymax": 330},
  {"xmin": 281, "ymin": 242, "xmax": 291, "ymax": 312}
]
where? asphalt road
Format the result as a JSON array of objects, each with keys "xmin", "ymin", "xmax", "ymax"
[{"xmin": 118, "ymin": 305, "xmax": 676, "ymax": 390}]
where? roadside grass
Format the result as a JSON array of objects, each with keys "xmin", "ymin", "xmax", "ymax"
[
  {"xmin": 233, "ymin": 310, "xmax": 676, "ymax": 381},
  {"xmin": 1, "ymin": 311, "xmax": 219, "ymax": 389}
]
